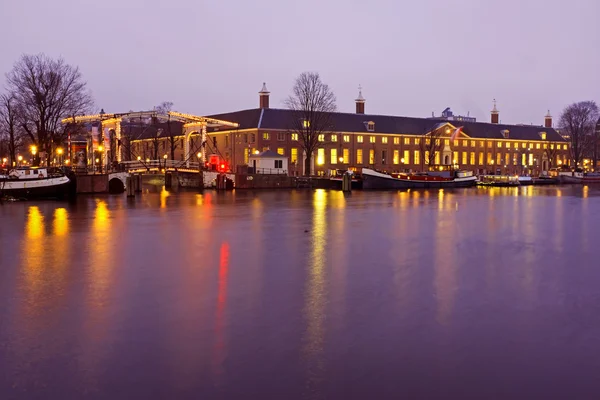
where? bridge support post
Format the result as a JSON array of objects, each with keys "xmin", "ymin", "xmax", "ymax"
[{"xmin": 126, "ymin": 176, "xmax": 135, "ymax": 197}]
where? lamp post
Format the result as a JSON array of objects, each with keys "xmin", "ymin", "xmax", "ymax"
[
  {"xmin": 17, "ymin": 155, "xmax": 23, "ymax": 167},
  {"xmin": 30, "ymin": 145, "xmax": 37, "ymax": 165},
  {"xmin": 163, "ymin": 154, "xmax": 168, "ymax": 171},
  {"xmin": 57, "ymin": 148, "xmax": 63, "ymax": 166},
  {"xmin": 98, "ymin": 145, "xmax": 104, "ymax": 174}
]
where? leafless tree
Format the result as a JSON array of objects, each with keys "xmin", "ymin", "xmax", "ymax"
[
  {"xmin": 419, "ymin": 123, "xmax": 446, "ymax": 171},
  {"xmin": 285, "ymin": 72, "xmax": 336, "ymax": 176},
  {"xmin": 559, "ymin": 101, "xmax": 599, "ymax": 167},
  {"xmin": 6, "ymin": 54, "xmax": 93, "ymax": 165},
  {"xmin": 156, "ymin": 101, "xmax": 178, "ymax": 159},
  {"xmin": 0, "ymin": 92, "xmax": 24, "ymax": 164}
]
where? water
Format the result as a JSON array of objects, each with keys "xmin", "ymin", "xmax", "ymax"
[{"xmin": 2, "ymin": 186, "xmax": 600, "ymax": 399}]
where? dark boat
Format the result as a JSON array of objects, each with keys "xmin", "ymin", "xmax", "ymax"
[
  {"xmin": 0, "ymin": 167, "xmax": 77, "ymax": 200},
  {"xmin": 361, "ymin": 167, "xmax": 476, "ymax": 189}
]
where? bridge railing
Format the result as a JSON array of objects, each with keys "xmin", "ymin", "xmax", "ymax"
[{"xmin": 121, "ymin": 160, "xmax": 200, "ymax": 172}]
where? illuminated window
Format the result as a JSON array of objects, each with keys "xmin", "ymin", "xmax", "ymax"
[
  {"xmin": 403, "ymin": 150, "xmax": 410, "ymax": 164},
  {"xmin": 471, "ymin": 140, "xmax": 475, "ymax": 147},
  {"xmin": 393, "ymin": 137, "xmax": 400, "ymax": 145},
  {"xmin": 496, "ymin": 153, "xmax": 501, "ymax": 165},
  {"xmin": 505, "ymin": 142, "xmax": 510, "ymax": 148},
  {"xmin": 478, "ymin": 152, "xmax": 483, "ymax": 165},
  {"xmin": 435, "ymin": 151, "xmax": 440, "ymax": 165},
  {"xmin": 263, "ymin": 132, "xmax": 270, "ymax": 140},
  {"xmin": 497, "ymin": 141, "xmax": 502, "ymax": 148},
  {"xmin": 470, "ymin": 152, "xmax": 475, "ymax": 165},
  {"xmin": 343, "ymin": 135, "xmax": 350, "ymax": 143},
  {"xmin": 331, "ymin": 134, "xmax": 338, "ymax": 142},
  {"xmin": 462, "ymin": 152, "xmax": 467, "ymax": 165},
  {"xmin": 369, "ymin": 149, "xmax": 375, "ymax": 164},
  {"xmin": 487, "ymin": 141, "xmax": 492, "ymax": 148},
  {"xmin": 540, "ymin": 132, "xmax": 547, "ymax": 140},
  {"xmin": 415, "ymin": 138, "xmax": 421, "ymax": 145},
  {"xmin": 522, "ymin": 142, "xmax": 526, "ymax": 148},
  {"xmin": 291, "ymin": 133, "xmax": 298, "ymax": 141},
  {"xmin": 514, "ymin": 142, "xmax": 519, "ymax": 149},
  {"xmin": 244, "ymin": 148, "xmax": 249, "ymax": 164},
  {"xmin": 331, "ymin": 148, "xmax": 337, "ymax": 164},
  {"xmin": 435, "ymin": 139, "xmax": 441, "ymax": 146},
  {"xmin": 445, "ymin": 139, "xmax": 450, "ymax": 146},
  {"xmin": 536, "ymin": 143, "xmax": 540, "ymax": 149},
  {"xmin": 453, "ymin": 151, "xmax": 459, "ymax": 163},
  {"xmin": 487, "ymin": 153, "xmax": 492, "ymax": 165},
  {"xmin": 318, "ymin": 134, "xmax": 325, "ymax": 142},
  {"xmin": 291, "ymin": 148, "xmax": 298, "ymax": 163},
  {"xmin": 462, "ymin": 139, "xmax": 468, "ymax": 147},
  {"xmin": 513, "ymin": 154, "xmax": 518, "ymax": 165},
  {"xmin": 522, "ymin": 153, "xmax": 526, "ymax": 166},
  {"xmin": 550, "ymin": 144, "xmax": 554, "ymax": 150},
  {"xmin": 263, "ymin": 147, "xmax": 269, "ymax": 152},
  {"xmin": 505, "ymin": 153, "xmax": 510, "ymax": 166},
  {"xmin": 343, "ymin": 148, "xmax": 349, "ymax": 163},
  {"xmin": 357, "ymin": 135, "xmax": 364, "ymax": 143},
  {"xmin": 357, "ymin": 149, "xmax": 363, "ymax": 164},
  {"xmin": 426, "ymin": 138, "xmax": 431, "ymax": 146},
  {"xmin": 382, "ymin": 136, "xmax": 388, "ymax": 144},
  {"xmin": 370, "ymin": 136, "xmax": 376, "ymax": 143},
  {"xmin": 317, "ymin": 148, "xmax": 325, "ymax": 165},
  {"xmin": 393, "ymin": 150, "xmax": 399, "ymax": 164},
  {"xmin": 479, "ymin": 141, "xmax": 484, "ymax": 147},
  {"xmin": 528, "ymin": 154, "xmax": 533, "ymax": 166},
  {"xmin": 303, "ymin": 120, "xmax": 310, "ymax": 128},
  {"xmin": 543, "ymin": 144, "xmax": 547, "ymax": 149},
  {"xmin": 563, "ymin": 144, "xmax": 567, "ymax": 150},
  {"xmin": 414, "ymin": 151, "xmax": 420, "ymax": 165},
  {"xmin": 277, "ymin": 148, "xmax": 285, "ymax": 155},
  {"xmin": 404, "ymin": 137, "xmax": 410, "ymax": 145}
]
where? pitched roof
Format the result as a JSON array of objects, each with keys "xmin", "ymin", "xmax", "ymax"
[{"xmin": 208, "ymin": 108, "xmax": 566, "ymax": 142}]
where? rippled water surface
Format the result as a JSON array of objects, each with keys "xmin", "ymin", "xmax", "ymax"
[{"xmin": 2, "ymin": 186, "xmax": 600, "ymax": 399}]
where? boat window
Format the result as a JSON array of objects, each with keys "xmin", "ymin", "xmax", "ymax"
[
  {"xmin": 33, "ymin": 170, "xmax": 38, "ymax": 174},
  {"xmin": 25, "ymin": 170, "xmax": 30, "ymax": 175}
]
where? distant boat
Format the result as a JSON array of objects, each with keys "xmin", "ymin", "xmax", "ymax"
[
  {"xmin": 477, "ymin": 175, "xmax": 520, "ymax": 187},
  {"xmin": 558, "ymin": 171, "xmax": 600, "ymax": 184},
  {"xmin": 0, "ymin": 167, "xmax": 77, "ymax": 200},
  {"xmin": 361, "ymin": 167, "xmax": 476, "ymax": 189}
]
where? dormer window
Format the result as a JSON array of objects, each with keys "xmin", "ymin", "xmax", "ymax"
[
  {"xmin": 366, "ymin": 121, "xmax": 375, "ymax": 132},
  {"xmin": 302, "ymin": 119, "xmax": 310, "ymax": 128},
  {"xmin": 539, "ymin": 132, "xmax": 547, "ymax": 140},
  {"xmin": 501, "ymin": 130, "xmax": 510, "ymax": 139}
]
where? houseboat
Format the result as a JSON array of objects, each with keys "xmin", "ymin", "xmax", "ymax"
[
  {"xmin": 361, "ymin": 167, "xmax": 476, "ymax": 189},
  {"xmin": 477, "ymin": 175, "xmax": 520, "ymax": 187},
  {"xmin": 0, "ymin": 167, "xmax": 77, "ymax": 200}
]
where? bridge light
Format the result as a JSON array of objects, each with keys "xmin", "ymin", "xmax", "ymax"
[{"xmin": 137, "ymin": 156, "xmax": 141, "ymax": 161}]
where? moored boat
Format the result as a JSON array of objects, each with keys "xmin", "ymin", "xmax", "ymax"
[
  {"xmin": 0, "ymin": 167, "xmax": 77, "ymax": 200},
  {"xmin": 477, "ymin": 175, "xmax": 520, "ymax": 187},
  {"xmin": 361, "ymin": 167, "xmax": 476, "ymax": 189}
]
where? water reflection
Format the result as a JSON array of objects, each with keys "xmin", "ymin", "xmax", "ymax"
[
  {"xmin": 303, "ymin": 189, "xmax": 327, "ymax": 397},
  {"xmin": 212, "ymin": 242, "xmax": 230, "ymax": 379},
  {"xmin": 22, "ymin": 206, "xmax": 45, "ymax": 305}
]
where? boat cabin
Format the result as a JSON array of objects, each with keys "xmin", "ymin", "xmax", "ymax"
[{"xmin": 7, "ymin": 167, "xmax": 50, "ymax": 180}]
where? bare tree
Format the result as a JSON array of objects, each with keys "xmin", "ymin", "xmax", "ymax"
[
  {"xmin": 559, "ymin": 101, "xmax": 599, "ymax": 167},
  {"xmin": 0, "ymin": 92, "xmax": 23, "ymax": 165},
  {"xmin": 285, "ymin": 72, "xmax": 336, "ymax": 176},
  {"xmin": 419, "ymin": 124, "xmax": 446, "ymax": 171},
  {"xmin": 156, "ymin": 101, "xmax": 178, "ymax": 159},
  {"xmin": 6, "ymin": 54, "xmax": 93, "ymax": 165}
]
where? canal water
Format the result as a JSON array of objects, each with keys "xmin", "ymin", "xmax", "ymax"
[{"xmin": 1, "ymin": 186, "xmax": 600, "ymax": 399}]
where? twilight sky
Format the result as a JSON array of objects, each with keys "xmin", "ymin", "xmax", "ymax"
[{"xmin": 0, "ymin": 0, "xmax": 598, "ymax": 125}]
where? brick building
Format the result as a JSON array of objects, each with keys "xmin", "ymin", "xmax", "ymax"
[{"xmin": 130, "ymin": 84, "xmax": 570, "ymax": 176}]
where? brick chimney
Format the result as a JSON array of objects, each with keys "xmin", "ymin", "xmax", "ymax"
[
  {"xmin": 259, "ymin": 82, "xmax": 270, "ymax": 109},
  {"xmin": 491, "ymin": 99, "xmax": 499, "ymax": 124},
  {"xmin": 545, "ymin": 110, "xmax": 552, "ymax": 128},
  {"xmin": 355, "ymin": 85, "xmax": 365, "ymax": 114}
]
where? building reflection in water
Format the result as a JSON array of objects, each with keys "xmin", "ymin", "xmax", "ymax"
[
  {"xmin": 302, "ymin": 189, "xmax": 328, "ymax": 396},
  {"xmin": 212, "ymin": 242, "xmax": 230, "ymax": 380}
]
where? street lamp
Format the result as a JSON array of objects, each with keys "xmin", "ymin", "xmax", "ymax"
[
  {"xmin": 57, "ymin": 148, "xmax": 63, "ymax": 166},
  {"xmin": 17, "ymin": 155, "xmax": 23, "ymax": 166},
  {"xmin": 97, "ymin": 145, "xmax": 104, "ymax": 173}
]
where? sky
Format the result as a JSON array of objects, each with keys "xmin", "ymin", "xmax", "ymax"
[{"xmin": 0, "ymin": 0, "xmax": 598, "ymax": 125}]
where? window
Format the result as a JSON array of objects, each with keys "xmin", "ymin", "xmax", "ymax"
[
  {"xmin": 426, "ymin": 138, "xmax": 431, "ymax": 146},
  {"xmin": 403, "ymin": 150, "xmax": 410, "ymax": 164},
  {"xmin": 471, "ymin": 140, "xmax": 475, "ymax": 147},
  {"xmin": 393, "ymin": 137, "xmax": 400, "ymax": 145},
  {"xmin": 462, "ymin": 139, "xmax": 468, "ymax": 147},
  {"xmin": 274, "ymin": 160, "xmax": 283, "ymax": 169},
  {"xmin": 370, "ymin": 136, "xmax": 376, "ymax": 143},
  {"xmin": 487, "ymin": 153, "xmax": 492, "ymax": 165},
  {"xmin": 496, "ymin": 153, "xmax": 501, "ymax": 165},
  {"xmin": 478, "ymin": 152, "xmax": 483, "ymax": 165},
  {"xmin": 277, "ymin": 132, "xmax": 285, "ymax": 141},
  {"xmin": 357, "ymin": 149, "xmax": 363, "ymax": 164},
  {"xmin": 331, "ymin": 134, "xmax": 338, "ymax": 142},
  {"xmin": 250, "ymin": 133, "xmax": 256, "ymax": 143},
  {"xmin": 369, "ymin": 149, "xmax": 375, "ymax": 164},
  {"xmin": 425, "ymin": 151, "xmax": 430, "ymax": 164},
  {"xmin": 540, "ymin": 132, "xmax": 547, "ymax": 140},
  {"xmin": 277, "ymin": 148, "xmax": 285, "ymax": 155},
  {"xmin": 317, "ymin": 148, "xmax": 325, "ymax": 165},
  {"xmin": 367, "ymin": 122, "xmax": 375, "ymax": 131},
  {"xmin": 404, "ymin": 138, "xmax": 410, "ymax": 145},
  {"xmin": 497, "ymin": 141, "xmax": 502, "ymax": 148},
  {"xmin": 445, "ymin": 139, "xmax": 450, "ymax": 146},
  {"xmin": 543, "ymin": 144, "xmax": 547, "ymax": 149},
  {"xmin": 414, "ymin": 151, "xmax": 420, "ymax": 165},
  {"xmin": 318, "ymin": 134, "xmax": 325, "ymax": 142},
  {"xmin": 513, "ymin": 142, "xmax": 518, "ymax": 149},
  {"xmin": 382, "ymin": 150, "xmax": 387, "ymax": 165},
  {"xmin": 436, "ymin": 139, "xmax": 441, "ymax": 146},
  {"xmin": 303, "ymin": 120, "xmax": 310, "ymax": 128},
  {"xmin": 243, "ymin": 133, "xmax": 248, "ymax": 143},
  {"xmin": 434, "ymin": 151, "xmax": 440, "ymax": 165},
  {"xmin": 393, "ymin": 150, "xmax": 399, "ymax": 164},
  {"xmin": 505, "ymin": 154, "xmax": 510, "ymax": 166},
  {"xmin": 453, "ymin": 151, "xmax": 459, "ymax": 164},
  {"xmin": 343, "ymin": 148, "xmax": 349, "ymax": 163},
  {"xmin": 343, "ymin": 135, "xmax": 350, "ymax": 143},
  {"xmin": 487, "ymin": 141, "xmax": 492, "ymax": 148},
  {"xmin": 291, "ymin": 133, "xmax": 298, "ymax": 141},
  {"xmin": 522, "ymin": 142, "xmax": 527, "ymax": 149},
  {"xmin": 513, "ymin": 154, "xmax": 518, "ymax": 166},
  {"xmin": 536, "ymin": 143, "xmax": 540, "ymax": 149},
  {"xmin": 331, "ymin": 148, "xmax": 338, "ymax": 164},
  {"xmin": 563, "ymin": 144, "xmax": 567, "ymax": 150},
  {"xmin": 550, "ymin": 144, "xmax": 554, "ymax": 150},
  {"xmin": 479, "ymin": 141, "xmax": 484, "ymax": 147},
  {"xmin": 505, "ymin": 142, "xmax": 510, "ymax": 149},
  {"xmin": 263, "ymin": 132, "xmax": 270, "ymax": 140},
  {"xmin": 244, "ymin": 148, "xmax": 249, "ymax": 164},
  {"xmin": 462, "ymin": 152, "xmax": 467, "ymax": 165},
  {"xmin": 522, "ymin": 153, "xmax": 527, "ymax": 166},
  {"xmin": 415, "ymin": 138, "xmax": 421, "ymax": 145},
  {"xmin": 263, "ymin": 147, "xmax": 269, "ymax": 152},
  {"xmin": 382, "ymin": 137, "xmax": 388, "ymax": 144},
  {"xmin": 291, "ymin": 148, "xmax": 298, "ymax": 163},
  {"xmin": 357, "ymin": 135, "xmax": 364, "ymax": 143},
  {"xmin": 470, "ymin": 152, "xmax": 475, "ymax": 165}
]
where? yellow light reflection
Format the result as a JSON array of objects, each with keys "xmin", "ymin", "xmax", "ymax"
[
  {"xmin": 583, "ymin": 185, "xmax": 589, "ymax": 199},
  {"xmin": 22, "ymin": 206, "xmax": 46, "ymax": 305},
  {"xmin": 212, "ymin": 242, "xmax": 230, "ymax": 378},
  {"xmin": 26, "ymin": 206, "xmax": 44, "ymax": 239},
  {"xmin": 303, "ymin": 189, "xmax": 327, "ymax": 390},
  {"xmin": 438, "ymin": 189, "xmax": 444, "ymax": 210},
  {"xmin": 53, "ymin": 208, "xmax": 69, "ymax": 237},
  {"xmin": 160, "ymin": 186, "xmax": 170, "ymax": 208}
]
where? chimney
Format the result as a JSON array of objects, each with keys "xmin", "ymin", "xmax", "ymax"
[
  {"xmin": 259, "ymin": 82, "xmax": 270, "ymax": 109},
  {"xmin": 355, "ymin": 85, "xmax": 365, "ymax": 114},
  {"xmin": 491, "ymin": 99, "xmax": 499, "ymax": 124},
  {"xmin": 545, "ymin": 110, "xmax": 552, "ymax": 128}
]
